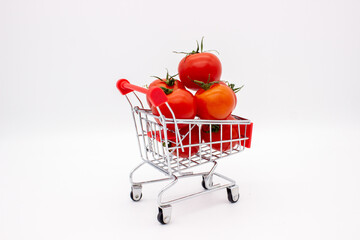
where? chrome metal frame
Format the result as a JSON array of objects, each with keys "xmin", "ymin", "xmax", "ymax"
[{"xmin": 124, "ymin": 92, "xmax": 252, "ymax": 223}]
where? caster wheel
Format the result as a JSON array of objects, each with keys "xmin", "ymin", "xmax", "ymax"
[
  {"xmin": 157, "ymin": 206, "xmax": 172, "ymax": 224},
  {"xmin": 227, "ymin": 185, "xmax": 240, "ymax": 203},
  {"xmin": 130, "ymin": 191, "xmax": 142, "ymax": 201},
  {"xmin": 201, "ymin": 176, "xmax": 207, "ymax": 190},
  {"xmin": 157, "ymin": 209, "xmax": 166, "ymax": 224},
  {"xmin": 201, "ymin": 175, "xmax": 213, "ymax": 190},
  {"xmin": 130, "ymin": 185, "xmax": 142, "ymax": 202}
]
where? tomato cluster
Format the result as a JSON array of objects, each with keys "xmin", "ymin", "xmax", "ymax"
[{"xmin": 146, "ymin": 38, "xmax": 243, "ymax": 157}]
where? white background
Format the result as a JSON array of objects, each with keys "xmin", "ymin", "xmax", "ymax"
[{"xmin": 1, "ymin": 0, "xmax": 360, "ymax": 239}]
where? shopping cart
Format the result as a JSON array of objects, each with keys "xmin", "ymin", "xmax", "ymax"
[{"xmin": 116, "ymin": 79, "xmax": 253, "ymax": 224}]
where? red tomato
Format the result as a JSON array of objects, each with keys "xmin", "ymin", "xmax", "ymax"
[
  {"xmin": 148, "ymin": 78, "xmax": 184, "ymax": 90},
  {"xmin": 170, "ymin": 126, "xmax": 200, "ymax": 158},
  {"xmin": 178, "ymin": 52, "xmax": 222, "ymax": 90},
  {"xmin": 227, "ymin": 115, "xmax": 252, "ymax": 147},
  {"xmin": 195, "ymin": 82, "xmax": 236, "ymax": 120},
  {"xmin": 147, "ymin": 130, "xmax": 176, "ymax": 142},
  {"xmin": 201, "ymin": 116, "xmax": 240, "ymax": 152},
  {"xmin": 151, "ymin": 88, "xmax": 197, "ymax": 130},
  {"xmin": 147, "ymin": 73, "xmax": 185, "ymax": 108}
]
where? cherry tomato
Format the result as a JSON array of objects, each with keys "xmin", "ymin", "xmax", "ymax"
[
  {"xmin": 148, "ymin": 79, "xmax": 184, "ymax": 90},
  {"xmin": 176, "ymin": 38, "xmax": 222, "ymax": 90},
  {"xmin": 195, "ymin": 82, "xmax": 236, "ymax": 120},
  {"xmin": 147, "ymin": 72, "xmax": 185, "ymax": 107},
  {"xmin": 170, "ymin": 126, "xmax": 200, "ymax": 158},
  {"xmin": 201, "ymin": 116, "xmax": 240, "ymax": 152},
  {"xmin": 178, "ymin": 53, "xmax": 222, "ymax": 90},
  {"xmin": 147, "ymin": 130, "xmax": 176, "ymax": 142},
  {"xmin": 150, "ymin": 88, "xmax": 197, "ymax": 130}
]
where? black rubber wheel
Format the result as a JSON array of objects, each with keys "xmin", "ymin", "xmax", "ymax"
[
  {"xmin": 226, "ymin": 187, "xmax": 239, "ymax": 203},
  {"xmin": 130, "ymin": 191, "xmax": 142, "ymax": 202},
  {"xmin": 201, "ymin": 176, "xmax": 208, "ymax": 190},
  {"xmin": 157, "ymin": 208, "xmax": 167, "ymax": 224}
]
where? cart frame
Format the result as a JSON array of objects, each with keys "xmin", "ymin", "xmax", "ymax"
[{"xmin": 117, "ymin": 79, "xmax": 253, "ymax": 224}]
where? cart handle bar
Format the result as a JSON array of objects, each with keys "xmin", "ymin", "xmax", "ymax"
[{"xmin": 116, "ymin": 79, "xmax": 167, "ymax": 107}]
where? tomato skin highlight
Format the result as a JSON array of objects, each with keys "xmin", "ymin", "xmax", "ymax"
[
  {"xmin": 178, "ymin": 52, "xmax": 222, "ymax": 91},
  {"xmin": 171, "ymin": 126, "xmax": 200, "ymax": 158},
  {"xmin": 195, "ymin": 83, "xmax": 236, "ymax": 120},
  {"xmin": 201, "ymin": 116, "xmax": 240, "ymax": 152},
  {"xmin": 150, "ymin": 88, "xmax": 197, "ymax": 130}
]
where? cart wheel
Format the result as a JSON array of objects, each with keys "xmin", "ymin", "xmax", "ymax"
[
  {"xmin": 157, "ymin": 205, "xmax": 172, "ymax": 224},
  {"xmin": 201, "ymin": 176, "xmax": 207, "ymax": 189},
  {"xmin": 226, "ymin": 185, "xmax": 240, "ymax": 203},
  {"xmin": 201, "ymin": 175, "xmax": 213, "ymax": 190},
  {"xmin": 130, "ymin": 191, "xmax": 142, "ymax": 201},
  {"xmin": 130, "ymin": 184, "xmax": 142, "ymax": 202}
]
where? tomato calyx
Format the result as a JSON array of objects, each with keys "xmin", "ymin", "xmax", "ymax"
[
  {"xmin": 151, "ymin": 70, "xmax": 179, "ymax": 87},
  {"xmin": 173, "ymin": 37, "xmax": 219, "ymax": 58},
  {"xmin": 159, "ymin": 86, "xmax": 174, "ymax": 95},
  {"xmin": 224, "ymin": 81, "xmax": 244, "ymax": 93},
  {"xmin": 193, "ymin": 75, "xmax": 220, "ymax": 90},
  {"xmin": 193, "ymin": 80, "xmax": 219, "ymax": 90},
  {"xmin": 162, "ymin": 141, "xmax": 172, "ymax": 148},
  {"xmin": 203, "ymin": 124, "xmax": 220, "ymax": 133}
]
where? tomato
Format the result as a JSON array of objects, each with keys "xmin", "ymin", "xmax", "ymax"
[
  {"xmin": 228, "ymin": 115, "xmax": 253, "ymax": 148},
  {"xmin": 150, "ymin": 88, "xmax": 197, "ymax": 130},
  {"xmin": 176, "ymin": 38, "xmax": 222, "ymax": 90},
  {"xmin": 148, "ymin": 79, "xmax": 184, "ymax": 91},
  {"xmin": 147, "ymin": 126, "xmax": 200, "ymax": 158},
  {"xmin": 147, "ymin": 72, "xmax": 185, "ymax": 107},
  {"xmin": 201, "ymin": 116, "xmax": 240, "ymax": 152},
  {"xmin": 147, "ymin": 130, "xmax": 176, "ymax": 142},
  {"xmin": 195, "ymin": 82, "xmax": 236, "ymax": 120},
  {"xmin": 178, "ymin": 53, "xmax": 222, "ymax": 90},
  {"xmin": 170, "ymin": 126, "xmax": 200, "ymax": 158}
]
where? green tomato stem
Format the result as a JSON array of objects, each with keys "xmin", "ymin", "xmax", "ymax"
[{"xmin": 159, "ymin": 86, "xmax": 174, "ymax": 95}]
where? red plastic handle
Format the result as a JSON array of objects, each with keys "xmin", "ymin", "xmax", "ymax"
[
  {"xmin": 116, "ymin": 79, "xmax": 167, "ymax": 107},
  {"xmin": 236, "ymin": 116, "xmax": 253, "ymax": 148},
  {"xmin": 147, "ymin": 87, "xmax": 168, "ymax": 107},
  {"xmin": 116, "ymin": 79, "xmax": 148, "ymax": 95},
  {"xmin": 243, "ymin": 122, "xmax": 253, "ymax": 148}
]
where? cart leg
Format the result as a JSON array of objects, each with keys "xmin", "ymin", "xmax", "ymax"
[
  {"xmin": 156, "ymin": 175, "xmax": 178, "ymax": 224},
  {"xmin": 129, "ymin": 162, "xmax": 145, "ymax": 201},
  {"xmin": 157, "ymin": 174, "xmax": 178, "ymax": 206},
  {"xmin": 129, "ymin": 162, "xmax": 146, "ymax": 186}
]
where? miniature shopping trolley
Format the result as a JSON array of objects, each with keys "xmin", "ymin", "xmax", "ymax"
[{"xmin": 116, "ymin": 79, "xmax": 253, "ymax": 224}]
